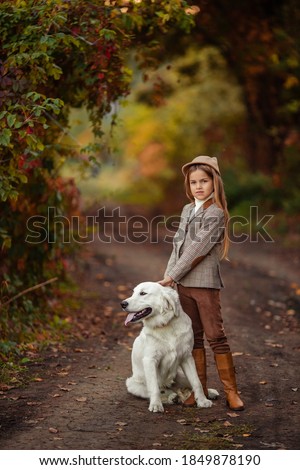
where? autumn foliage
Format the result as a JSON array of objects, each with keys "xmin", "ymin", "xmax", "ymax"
[{"xmin": 0, "ymin": 0, "xmax": 193, "ymax": 356}]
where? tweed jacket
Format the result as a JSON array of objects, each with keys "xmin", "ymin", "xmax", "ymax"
[{"xmin": 165, "ymin": 199, "xmax": 225, "ymax": 288}]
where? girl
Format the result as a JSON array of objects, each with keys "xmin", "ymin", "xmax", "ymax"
[{"xmin": 159, "ymin": 155, "xmax": 244, "ymax": 411}]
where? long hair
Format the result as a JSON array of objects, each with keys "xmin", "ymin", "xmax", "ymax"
[{"xmin": 184, "ymin": 164, "xmax": 230, "ymax": 260}]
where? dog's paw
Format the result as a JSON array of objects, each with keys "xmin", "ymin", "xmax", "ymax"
[
  {"xmin": 197, "ymin": 397, "xmax": 213, "ymax": 408},
  {"xmin": 207, "ymin": 388, "xmax": 219, "ymax": 400},
  {"xmin": 149, "ymin": 401, "xmax": 164, "ymax": 413}
]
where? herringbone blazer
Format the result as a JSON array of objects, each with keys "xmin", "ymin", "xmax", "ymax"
[{"xmin": 165, "ymin": 199, "xmax": 225, "ymax": 288}]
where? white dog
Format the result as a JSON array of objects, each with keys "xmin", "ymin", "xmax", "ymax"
[{"xmin": 121, "ymin": 281, "xmax": 218, "ymax": 413}]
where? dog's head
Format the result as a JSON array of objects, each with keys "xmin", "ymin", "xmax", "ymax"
[{"xmin": 120, "ymin": 282, "xmax": 180, "ymax": 328}]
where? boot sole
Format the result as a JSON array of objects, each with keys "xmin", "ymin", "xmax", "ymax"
[{"xmin": 226, "ymin": 401, "xmax": 245, "ymax": 411}]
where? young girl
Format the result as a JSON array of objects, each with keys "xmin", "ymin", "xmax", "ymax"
[{"xmin": 159, "ymin": 155, "xmax": 244, "ymax": 411}]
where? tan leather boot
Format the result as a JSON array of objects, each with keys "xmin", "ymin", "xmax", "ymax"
[
  {"xmin": 183, "ymin": 348, "xmax": 208, "ymax": 406},
  {"xmin": 214, "ymin": 352, "xmax": 244, "ymax": 411}
]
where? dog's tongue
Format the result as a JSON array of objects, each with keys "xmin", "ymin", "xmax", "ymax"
[{"xmin": 125, "ymin": 312, "xmax": 135, "ymax": 326}]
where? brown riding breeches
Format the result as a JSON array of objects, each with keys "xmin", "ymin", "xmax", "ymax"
[{"xmin": 177, "ymin": 284, "xmax": 230, "ymax": 354}]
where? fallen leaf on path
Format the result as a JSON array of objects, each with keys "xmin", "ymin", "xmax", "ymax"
[
  {"xmin": 68, "ymin": 381, "xmax": 77, "ymax": 385},
  {"xmin": 33, "ymin": 377, "xmax": 43, "ymax": 382},
  {"xmin": 117, "ymin": 341, "xmax": 132, "ymax": 350},
  {"xmin": 51, "ymin": 394, "xmax": 61, "ymax": 398},
  {"xmin": 75, "ymin": 397, "xmax": 87, "ymax": 402},
  {"xmin": 177, "ymin": 419, "xmax": 189, "ymax": 425},
  {"xmin": 115, "ymin": 421, "xmax": 127, "ymax": 427},
  {"xmin": 49, "ymin": 428, "xmax": 58, "ymax": 434},
  {"xmin": 232, "ymin": 352, "xmax": 244, "ymax": 356},
  {"xmin": 260, "ymin": 441, "xmax": 285, "ymax": 448},
  {"xmin": 259, "ymin": 381, "xmax": 268, "ymax": 385},
  {"xmin": 291, "ymin": 388, "xmax": 298, "ymax": 392},
  {"xmin": 270, "ymin": 363, "xmax": 279, "ymax": 367},
  {"xmin": 287, "ymin": 309, "xmax": 296, "ymax": 316},
  {"xmin": 265, "ymin": 340, "xmax": 283, "ymax": 348},
  {"xmin": 268, "ymin": 299, "xmax": 286, "ymax": 308},
  {"xmin": 117, "ymin": 284, "xmax": 128, "ymax": 292},
  {"xmin": 152, "ymin": 443, "xmax": 162, "ymax": 447},
  {"xmin": 59, "ymin": 387, "xmax": 72, "ymax": 392},
  {"xmin": 177, "ymin": 419, "xmax": 186, "ymax": 424},
  {"xmin": 264, "ymin": 311, "xmax": 272, "ymax": 317},
  {"xmin": 243, "ymin": 433, "xmax": 251, "ymax": 437},
  {"xmin": 163, "ymin": 434, "xmax": 173, "ymax": 437},
  {"xmin": 223, "ymin": 421, "xmax": 233, "ymax": 427},
  {"xmin": 227, "ymin": 412, "xmax": 239, "ymax": 418}
]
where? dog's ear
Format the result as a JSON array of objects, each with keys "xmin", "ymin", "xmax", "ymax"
[{"xmin": 162, "ymin": 287, "xmax": 179, "ymax": 317}]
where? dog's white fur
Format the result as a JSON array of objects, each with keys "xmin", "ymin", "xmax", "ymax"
[{"xmin": 121, "ymin": 282, "xmax": 218, "ymax": 413}]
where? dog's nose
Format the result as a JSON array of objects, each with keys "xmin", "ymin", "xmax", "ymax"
[{"xmin": 121, "ymin": 300, "xmax": 128, "ymax": 309}]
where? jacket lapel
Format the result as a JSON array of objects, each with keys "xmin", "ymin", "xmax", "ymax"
[
  {"xmin": 176, "ymin": 198, "xmax": 215, "ymax": 255},
  {"xmin": 187, "ymin": 198, "xmax": 214, "ymax": 225}
]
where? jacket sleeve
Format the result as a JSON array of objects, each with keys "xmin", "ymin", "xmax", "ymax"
[
  {"xmin": 167, "ymin": 208, "xmax": 225, "ymax": 282},
  {"xmin": 163, "ymin": 205, "xmax": 189, "ymax": 278},
  {"xmin": 164, "ymin": 246, "xmax": 176, "ymax": 278}
]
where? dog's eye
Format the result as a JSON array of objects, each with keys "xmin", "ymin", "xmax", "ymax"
[{"xmin": 140, "ymin": 291, "xmax": 147, "ymax": 296}]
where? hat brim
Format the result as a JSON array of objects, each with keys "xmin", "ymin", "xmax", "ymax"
[{"xmin": 181, "ymin": 161, "xmax": 220, "ymax": 175}]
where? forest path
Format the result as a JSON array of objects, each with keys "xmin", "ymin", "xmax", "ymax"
[{"xmin": 0, "ymin": 233, "xmax": 299, "ymax": 450}]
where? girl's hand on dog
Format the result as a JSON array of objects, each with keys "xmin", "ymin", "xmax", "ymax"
[{"xmin": 158, "ymin": 276, "xmax": 175, "ymax": 288}]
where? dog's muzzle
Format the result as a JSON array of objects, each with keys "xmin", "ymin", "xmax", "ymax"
[{"xmin": 121, "ymin": 303, "xmax": 152, "ymax": 326}]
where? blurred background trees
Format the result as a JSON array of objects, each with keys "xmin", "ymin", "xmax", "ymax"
[{"xmin": 71, "ymin": 0, "xmax": 300, "ymax": 218}]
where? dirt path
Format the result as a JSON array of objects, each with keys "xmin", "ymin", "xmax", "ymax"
[{"xmin": 0, "ymin": 234, "xmax": 299, "ymax": 450}]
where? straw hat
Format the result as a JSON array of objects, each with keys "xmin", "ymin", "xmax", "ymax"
[{"xmin": 181, "ymin": 155, "xmax": 220, "ymax": 175}]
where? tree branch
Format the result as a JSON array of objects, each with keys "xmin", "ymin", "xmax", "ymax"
[{"xmin": 0, "ymin": 277, "xmax": 58, "ymax": 309}]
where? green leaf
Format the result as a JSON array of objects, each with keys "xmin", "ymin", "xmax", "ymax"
[
  {"xmin": 7, "ymin": 114, "xmax": 17, "ymax": 128},
  {"xmin": 2, "ymin": 237, "xmax": 12, "ymax": 250},
  {"xmin": 36, "ymin": 140, "xmax": 45, "ymax": 151},
  {"xmin": 0, "ymin": 128, "xmax": 12, "ymax": 146},
  {"xmin": 20, "ymin": 357, "xmax": 31, "ymax": 364},
  {"xmin": 0, "ymin": 111, "xmax": 7, "ymax": 120},
  {"xmin": 15, "ymin": 121, "xmax": 24, "ymax": 129},
  {"xmin": 19, "ymin": 174, "xmax": 28, "ymax": 184},
  {"xmin": 100, "ymin": 29, "xmax": 117, "ymax": 40}
]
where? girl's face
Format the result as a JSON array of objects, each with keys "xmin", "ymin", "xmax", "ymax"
[{"xmin": 189, "ymin": 168, "xmax": 213, "ymax": 201}]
